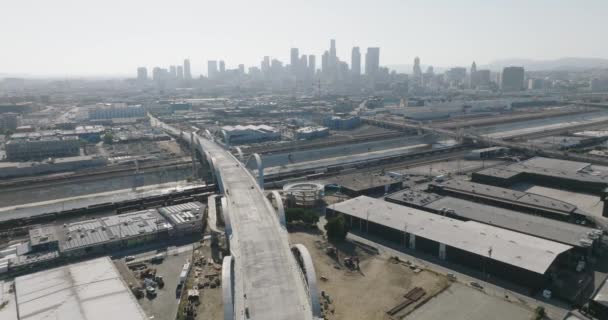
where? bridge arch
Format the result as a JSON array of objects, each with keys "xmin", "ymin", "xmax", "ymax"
[
  {"xmin": 266, "ymin": 191, "xmax": 286, "ymax": 227},
  {"xmin": 234, "ymin": 147, "xmax": 244, "ymax": 161},
  {"xmin": 291, "ymin": 244, "xmax": 321, "ymax": 317},
  {"xmin": 244, "ymin": 153, "xmax": 264, "ymax": 189}
]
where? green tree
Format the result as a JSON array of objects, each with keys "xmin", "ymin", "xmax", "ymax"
[
  {"xmin": 103, "ymin": 133, "xmax": 114, "ymax": 145},
  {"xmin": 532, "ymin": 306, "xmax": 546, "ymax": 320},
  {"xmin": 325, "ymin": 214, "xmax": 348, "ymax": 241},
  {"xmin": 285, "ymin": 208, "xmax": 319, "ymax": 225}
]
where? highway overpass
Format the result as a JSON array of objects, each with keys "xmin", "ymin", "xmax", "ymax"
[{"xmin": 150, "ymin": 116, "xmax": 320, "ymax": 320}]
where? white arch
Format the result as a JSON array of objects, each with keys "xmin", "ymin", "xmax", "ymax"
[
  {"xmin": 292, "ymin": 244, "xmax": 321, "ymax": 317},
  {"xmin": 234, "ymin": 146, "xmax": 244, "ymax": 161},
  {"xmin": 221, "ymin": 255, "xmax": 235, "ymax": 320},
  {"xmin": 245, "ymin": 153, "xmax": 264, "ymax": 189},
  {"xmin": 267, "ymin": 191, "xmax": 286, "ymax": 227}
]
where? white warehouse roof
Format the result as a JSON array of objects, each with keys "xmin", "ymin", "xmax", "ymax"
[
  {"xmin": 330, "ymin": 196, "xmax": 573, "ymax": 274},
  {"xmin": 14, "ymin": 257, "xmax": 147, "ymax": 320}
]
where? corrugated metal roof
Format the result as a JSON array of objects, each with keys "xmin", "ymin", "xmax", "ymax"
[{"xmin": 330, "ymin": 196, "xmax": 573, "ymax": 274}]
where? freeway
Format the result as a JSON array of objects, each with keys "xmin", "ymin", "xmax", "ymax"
[{"xmin": 150, "ymin": 116, "xmax": 316, "ymax": 320}]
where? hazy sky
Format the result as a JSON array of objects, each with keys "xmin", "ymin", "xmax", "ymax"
[{"xmin": 2, "ymin": 0, "xmax": 607, "ymax": 77}]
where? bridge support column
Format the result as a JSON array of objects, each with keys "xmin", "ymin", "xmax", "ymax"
[
  {"xmin": 409, "ymin": 234, "xmax": 416, "ymax": 250},
  {"xmin": 292, "ymin": 244, "xmax": 321, "ymax": 317},
  {"xmin": 439, "ymin": 243, "xmax": 446, "ymax": 260},
  {"xmin": 221, "ymin": 256, "xmax": 235, "ymax": 320},
  {"xmin": 220, "ymin": 197, "xmax": 232, "ymax": 252}
]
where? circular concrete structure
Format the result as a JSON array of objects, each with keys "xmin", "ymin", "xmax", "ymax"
[{"xmin": 283, "ymin": 182, "xmax": 324, "ymax": 207}]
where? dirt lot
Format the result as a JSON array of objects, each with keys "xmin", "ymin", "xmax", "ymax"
[{"xmin": 290, "ymin": 231, "xmax": 450, "ymax": 320}]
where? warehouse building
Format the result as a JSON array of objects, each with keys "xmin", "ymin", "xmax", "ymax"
[
  {"xmin": 5, "ymin": 136, "xmax": 80, "ymax": 161},
  {"xmin": 221, "ymin": 124, "xmax": 281, "ymax": 145},
  {"xmin": 58, "ymin": 209, "xmax": 173, "ymax": 257},
  {"xmin": 323, "ymin": 115, "xmax": 361, "ymax": 130},
  {"xmin": 14, "ymin": 257, "xmax": 147, "ymax": 320},
  {"xmin": 27, "ymin": 202, "xmax": 205, "ymax": 258},
  {"xmin": 385, "ymin": 189, "xmax": 601, "ymax": 255},
  {"xmin": 428, "ymin": 180, "xmax": 592, "ymax": 223},
  {"xmin": 157, "ymin": 201, "xmax": 205, "ymax": 236},
  {"xmin": 88, "ymin": 104, "xmax": 145, "ymax": 120},
  {"xmin": 472, "ymin": 157, "xmax": 608, "ymax": 195},
  {"xmin": 326, "ymin": 172, "xmax": 403, "ymax": 197},
  {"xmin": 328, "ymin": 196, "xmax": 574, "ymax": 289},
  {"xmin": 295, "ymin": 126, "xmax": 330, "ymax": 140}
]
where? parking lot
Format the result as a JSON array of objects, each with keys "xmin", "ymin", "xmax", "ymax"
[
  {"xmin": 408, "ymin": 282, "xmax": 533, "ymax": 320},
  {"xmin": 114, "ymin": 244, "xmax": 194, "ymax": 320}
]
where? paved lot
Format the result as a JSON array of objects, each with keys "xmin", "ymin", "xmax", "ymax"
[
  {"xmin": 408, "ymin": 282, "xmax": 532, "ymax": 320},
  {"xmin": 115, "ymin": 245, "xmax": 193, "ymax": 320}
]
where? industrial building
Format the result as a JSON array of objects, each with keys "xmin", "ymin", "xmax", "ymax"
[
  {"xmin": 5, "ymin": 136, "xmax": 80, "ymax": 161},
  {"xmin": 88, "ymin": 104, "xmax": 145, "ymax": 120},
  {"xmin": 221, "ymin": 124, "xmax": 281, "ymax": 145},
  {"xmin": 464, "ymin": 146, "xmax": 509, "ymax": 160},
  {"xmin": 328, "ymin": 196, "xmax": 574, "ymax": 289},
  {"xmin": 428, "ymin": 180, "xmax": 593, "ymax": 223},
  {"xmin": 26, "ymin": 202, "xmax": 205, "ymax": 258},
  {"xmin": 9, "ymin": 125, "xmax": 105, "ymax": 143},
  {"xmin": 0, "ymin": 112, "xmax": 19, "ymax": 131},
  {"xmin": 295, "ymin": 126, "xmax": 330, "ymax": 140},
  {"xmin": 385, "ymin": 189, "xmax": 601, "ymax": 254},
  {"xmin": 472, "ymin": 157, "xmax": 608, "ymax": 207},
  {"xmin": 326, "ymin": 172, "xmax": 402, "ymax": 197},
  {"xmin": 13, "ymin": 257, "xmax": 148, "ymax": 320},
  {"xmin": 0, "ymin": 155, "xmax": 107, "ymax": 179},
  {"xmin": 323, "ymin": 115, "xmax": 361, "ymax": 130}
]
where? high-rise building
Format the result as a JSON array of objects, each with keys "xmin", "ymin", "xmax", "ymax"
[
  {"xmin": 330, "ymin": 39, "xmax": 336, "ymax": 62},
  {"xmin": 365, "ymin": 47, "xmax": 380, "ymax": 76},
  {"xmin": 177, "ymin": 66, "xmax": 184, "ymax": 80},
  {"xmin": 413, "ymin": 57, "xmax": 422, "ymax": 78},
  {"xmin": 321, "ymin": 51, "xmax": 329, "ymax": 74},
  {"xmin": 308, "ymin": 55, "xmax": 316, "ymax": 75},
  {"xmin": 469, "ymin": 61, "xmax": 478, "ymax": 88},
  {"xmin": 261, "ymin": 56, "xmax": 270, "ymax": 74},
  {"xmin": 136, "ymin": 67, "xmax": 148, "ymax": 81},
  {"xmin": 477, "ymin": 70, "xmax": 491, "ymax": 86},
  {"xmin": 169, "ymin": 65, "xmax": 177, "ymax": 79},
  {"xmin": 290, "ymin": 48, "xmax": 299, "ymax": 73},
  {"xmin": 299, "ymin": 55, "xmax": 308, "ymax": 71},
  {"xmin": 219, "ymin": 60, "xmax": 226, "ymax": 73},
  {"xmin": 183, "ymin": 59, "xmax": 192, "ymax": 80},
  {"xmin": 208, "ymin": 60, "xmax": 218, "ymax": 78},
  {"xmin": 351, "ymin": 47, "xmax": 361, "ymax": 76},
  {"xmin": 501, "ymin": 66, "xmax": 525, "ymax": 91},
  {"xmin": 238, "ymin": 64, "xmax": 245, "ymax": 74},
  {"xmin": 445, "ymin": 67, "xmax": 467, "ymax": 84}
]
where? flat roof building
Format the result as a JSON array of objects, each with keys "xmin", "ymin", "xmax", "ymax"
[
  {"xmin": 385, "ymin": 189, "xmax": 600, "ymax": 251},
  {"xmin": 329, "ymin": 196, "xmax": 573, "ymax": 288},
  {"xmin": 5, "ymin": 136, "xmax": 80, "ymax": 161},
  {"xmin": 221, "ymin": 124, "xmax": 281, "ymax": 145},
  {"xmin": 326, "ymin": 172, "xmax": 402, "ymax": 197},
  {"xmin": 14, "ymin": 257, "xmax": 147, "ymax": 320}
]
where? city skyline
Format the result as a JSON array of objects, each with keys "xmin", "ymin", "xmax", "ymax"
[{"xmin": 2, "ymin": 0, "xmax": 608, "ymax": 77}]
